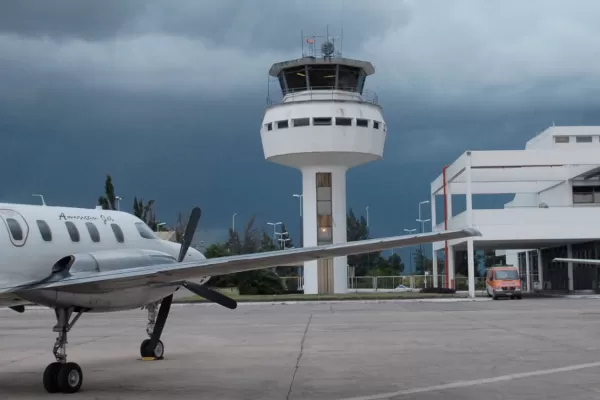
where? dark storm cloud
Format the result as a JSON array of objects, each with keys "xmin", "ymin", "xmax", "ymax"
[{"xmin": 2, "ymin": 0, "xmax": 600, "ymax": 246}]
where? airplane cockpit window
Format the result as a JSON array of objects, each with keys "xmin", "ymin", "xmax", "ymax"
[
  {"xmin": 85, "ymin": 222, "xmax": 101, "ymax": 243},
  {"xmin": 6, "ymin": 218, "xmax": 23, "ymax": 241},
  {"xmin": 36, "ymin": 220, "xmax": 52, "ymax": 241},
  {"xmin": 135, "ymin": 222, "xmax": 156, "ymax": 239},
  {"xmin": 64, "ymin": 221, "xmax": 80, "ymax": 242},
  {"xmin": 111, "ymin": 223, "xmax": 125, "ymax": 243}
]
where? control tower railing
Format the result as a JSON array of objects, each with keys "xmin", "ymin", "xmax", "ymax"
[{"xmin": 267, "ymin": 86, "xmax": 379, "ymax": 106}]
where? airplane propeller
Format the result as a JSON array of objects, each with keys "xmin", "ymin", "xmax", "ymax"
[{"xmin": 176, "ymin": 207, "xmax": 237, "ymax": 310}]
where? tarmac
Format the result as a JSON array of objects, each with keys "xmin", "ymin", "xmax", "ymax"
[{"xmin": 2, "ymin": 297, "xmax": 600, "ymax": 399}]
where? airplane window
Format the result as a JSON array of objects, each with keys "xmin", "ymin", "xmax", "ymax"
[
  {"xmin": 6, "ymin": 218, "xmax": 23, "ymax": 241},
  {"xmin": 36, "ymin": 220, "xmax": 52, "ymax": 241},
  {"xmin": 85, "ymin": 222, "xmax": 100, "ymax": 243},
  {"xmin": 135, "ymin": 222, "xmax": 156, "ymax": 239},
  {"xmin": 111, "ymin": 223, "xmax": 125, "ymax": 243},
  {"xmin": 65, "ymin": 221, "xmax": 80, "ymax": 242}
]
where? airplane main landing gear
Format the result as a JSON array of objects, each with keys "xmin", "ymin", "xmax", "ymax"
[
  {"xmin": 140, "ymin": 295, "xmax": 172, "ymax": 360},
  {"xmin": 43, "ymin": 308, "xmax": 84, "ymax": 394}
]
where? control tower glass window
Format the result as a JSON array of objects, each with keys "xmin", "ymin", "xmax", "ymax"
[
  {"xmin": 338, "ymin": 66, "xmax": 361, "ymax": 91},
  {"xmin": 283, "ymin": 66, "xmax": 307, "ymax": 93},
  {"xmin": 308, "ymin": 66, "xmax": 337, "ymax": 89}
]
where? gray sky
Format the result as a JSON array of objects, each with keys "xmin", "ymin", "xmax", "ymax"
[{"xmin": 1, "ymin": 0, "xmax": 599, "ymax": 266}]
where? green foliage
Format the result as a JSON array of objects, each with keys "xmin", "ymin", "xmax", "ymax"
[
  {"xmin": 98, "ymin": 174, "xmax": 117, "ymax": 210},
  {"xmin": 346, "ymin": 208, "xmax": 404, "ymax": 276},
  {"xmin": 206, "ymin": 215, "xmax": 285, "ymax": 294},
  {"xmin": 413, "ymin": 247, "xmax": 433, "ymax": 275},
  {"xmin": 133, "ymin": 196, "xmax": 158, "ymax": 230}
]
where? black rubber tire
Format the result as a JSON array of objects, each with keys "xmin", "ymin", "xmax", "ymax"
[
  {"xmin": 57, "ymin": 362, "xmax": 83, "ymax": 393},
  {"xmin": 43, "ymin": 362, "xmax": 62, "ymax": 393},
  {"xmin": 140, "ymin": 339, "xmax": 164, "ymax": 359}
]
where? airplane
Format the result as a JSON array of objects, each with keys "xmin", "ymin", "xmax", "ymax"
[{"xmin": 0, "ymin": 201, "xmax": 481, "ymax": 394}]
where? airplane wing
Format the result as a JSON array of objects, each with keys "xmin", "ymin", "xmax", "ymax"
[
  {"xmin": 553, "ymin": 258, "xmax": 600, "ymax": 265},
  {"xmin": 2, "ymin": 228, "xmax": 480, "ymax": 294}
]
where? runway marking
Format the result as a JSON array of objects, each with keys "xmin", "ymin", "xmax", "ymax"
[{"xmin": 337, "ymin": 361, "xmax": 600, "ymax": 400}]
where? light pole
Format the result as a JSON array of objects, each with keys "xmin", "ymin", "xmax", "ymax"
[
  {"xmin": 404, "ymin": 228, "xmax": 417, "ymax": 273},
  {"xmin": 232, "ymin": 213, "xmax": 237, "ymax": 232},
  {"xmin": 276, "ymin": 231, "xmax": 290, "ymax": 249},
  {"xmin": 267, "ymin": 222, "xmax": 282, "ymax": 241},
  {"xmin": 365, "ymin": 205, "xmax": 369, "ymax": 228},
  {"xmin": 416, "ymin": 200, "xmax": 431, "ymax": 275},
  {"xmin": 115, "ymin": 196, "xmax": 122, "ymax": 211}
]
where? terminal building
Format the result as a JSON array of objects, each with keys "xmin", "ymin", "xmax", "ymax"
[{"xmin": 429, "ymin": 126, "xmax": 600, "ymax": 297}]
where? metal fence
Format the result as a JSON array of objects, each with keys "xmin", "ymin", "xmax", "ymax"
[{"xmin": 279, "ymin": 274, "xmax": 543, "ymax": 293}]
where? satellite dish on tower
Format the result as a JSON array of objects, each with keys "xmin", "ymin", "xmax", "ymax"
[{"xmin": 321, "ymin": 40, "xmax": 335, "ymax": 57}]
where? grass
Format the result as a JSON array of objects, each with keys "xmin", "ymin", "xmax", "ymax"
[{"xmin": 176, "ymin": 291, "xmax": 457, "ymax": 303}]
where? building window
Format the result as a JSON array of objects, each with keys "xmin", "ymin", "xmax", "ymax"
[
  {"xmin": 36, "ymin": 220, "xmax": 52, "ymax": 242},
  {"xmin": 373, "ymin": 121, "xmax": 381, "ymax": 130},
  {"xmin": 335, "ymin": 117, "xmax": 352, "ymax": 126},
  {"xmin": 576, "ymin": 136, "xmax": 593, "ymax": 143},
  {"xmin": 135, "ymin": 222, "xmax": 156, "ymax": 239},
  {"xmin": 573, "ymin": 186, "xmax": 596, "ymax": 203},
  {"xmin": 276, "ymin": 120, "xmax": 289, "ymax": 129},
  {"xmin": 265, "ymin": 123, "xmax": 272, "ymax": 131},
  {"xmin": 85, "ymin": 222, "xmax": 100, "ymax": 243},
  {"xmin": 356, "ymin": 119, "xmax": 369, "ymax": 128},
  {"xmin": 554, "ymin": 135, "xmax": 569, "ymax": 143},
  {"xmin": 316, "ymin": 172, "xmax": 333, "ymax": 245},
  {"xmin": 6, "ymin": 218, "xmax": 23, "ymax": 241},
  {"xmin": 293, "ymin": 118, "xmax": 310, "ymax": 127},
  {"xmin": 313, "ymin": 117, "xmax": 332, "ymax": 126},
  {"xmin": 111, "ymin": 223, "xmax": 125, "ymax": 243},
  {"xmin": 65, "ymin": 221, "xmax": 80, "ymax": 242}
]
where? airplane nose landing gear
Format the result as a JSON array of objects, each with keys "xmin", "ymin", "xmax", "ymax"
[
  {"xmin": 43, "ymin": 308, "xmax": 84, "ymax": 393},
  {"xmin": 140, "ymin": 294, "xmax": 172, "ymax": 360}
]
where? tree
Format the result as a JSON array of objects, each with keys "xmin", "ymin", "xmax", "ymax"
[
  {"xmin": 207, "ymin": 215, "xmax": 284, "ymax": 295},
  {"xmin": 346, "ymin": 208, "xmax": 381, "ymax": 275},
  {"xmin": 133, "ymin": 197, "xmax": 158, "ymax": 230},
  {"xmin": 98, "ymin": 174, "xmax": 117, "ymax": 210},
  {"xmin": 413, "ymin": 247, "xmax": 433, "ymax": 275}
]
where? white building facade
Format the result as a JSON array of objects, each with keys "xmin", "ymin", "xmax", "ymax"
[
  {"xmin": 429, "ymin": 126, "xmax": 600, "ymax": 297},
  {"xmin": 260, "ymin": 42, "xmax": 386, "ymax": 294}
]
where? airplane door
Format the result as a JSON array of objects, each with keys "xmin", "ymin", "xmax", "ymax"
[{"xmin": 0, "ymin": 209, "xmax": 29, "ymax": 247}]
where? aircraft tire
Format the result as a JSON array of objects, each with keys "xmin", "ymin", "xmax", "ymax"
[
  {"xmin": 140, "ymin": 339, "xmax": 164, "ymax": 359},
  {"xmin": 43, "ymin": 362, "xmax": 62, "ymax": 393},
  {"xmin": 56, "ymin": 362, "xmax": 83, "ymax": 394}
]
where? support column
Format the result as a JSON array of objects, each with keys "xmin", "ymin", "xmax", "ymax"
[
  {"xmin": 525, "ymin": 251, "xmax": 531, "ymax": 292},
  {"xmin": 567, "ymin": 244, "xmax": 574, "ymax": 292},
  {"xmin": 331, "ymin": 169, "xmax": 348, "ymax": 294},
  {"xmin": 448, "ymin": 245, "xmax": 455, "ymax": 288},
  {"xmin": 301, "ymin": 166, "xmax": 348, "ymax": 295},
  {"xmin": 431, "ymin": 193, "xmax": 438, "ymax": 288},
  {"xmin": 445, "ymin": 178, "xmax": 453, "ymax": 288},
  {"xmin": 301, "ymin": 170, "xmax": 318, "ymax": 295},
  {"xmin": 467, "ymin": 240, "xmax": 475, "ymax": 298},
  {"xmin": 465, "ymin": 157, "xmax": 475, "ymax": 298},
  {"xmin": 537, "ymin": 249, "xmax": 543, "ymax": 290}
]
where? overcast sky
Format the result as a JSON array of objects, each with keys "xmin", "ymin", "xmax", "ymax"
[{"xmin": 1, "ymin": 0, "xmax": 600, "ymax": 269}]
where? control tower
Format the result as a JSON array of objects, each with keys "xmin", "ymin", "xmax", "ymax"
[{"xmin": 260, "ymin": 32, "xmax": 386, "ymax": 294}]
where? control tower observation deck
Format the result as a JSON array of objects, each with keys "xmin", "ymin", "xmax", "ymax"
[{"xmin": 260, "ymin": 37, "xmax": 387, "ymax": 295}]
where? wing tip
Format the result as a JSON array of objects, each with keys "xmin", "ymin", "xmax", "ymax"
[{"xmin": 459, "ymin": 227, "xmax": 482, "ymax": 237}]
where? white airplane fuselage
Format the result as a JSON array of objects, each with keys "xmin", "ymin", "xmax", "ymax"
[{"xmin": 0, "ymin": 203, "xmax": 208, "ymax": 312}]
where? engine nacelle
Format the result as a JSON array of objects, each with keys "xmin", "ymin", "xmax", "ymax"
[{"xmin": 52, "ymin": 249, "xmax": 179, "ymax": 275}]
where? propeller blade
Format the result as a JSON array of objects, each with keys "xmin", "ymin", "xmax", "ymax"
[
  {"xmin": 177, "ymin": 207, "xmax": 201, "ymax": 262},
  {"xmin": 183, "ymin": 281, "xmax": 238, "ymax": 310}
]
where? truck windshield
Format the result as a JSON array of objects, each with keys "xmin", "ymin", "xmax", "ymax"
[{"xmin": 495, "ymin": 270, "xmax": 519, "ymax": 280}]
